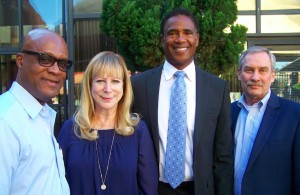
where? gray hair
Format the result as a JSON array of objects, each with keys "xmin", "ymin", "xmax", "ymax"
[{"xmin": 238, "ymin": 46, "xmax": 276, "ymax": 70}]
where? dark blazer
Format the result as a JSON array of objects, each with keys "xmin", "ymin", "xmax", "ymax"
[
  {"xmin": 131, "ymin": 65, "xmax": 233, "ymax": 195},
  {"xmin": 231, "ymin": 92, "xmax": 300, "ymax": 195}
]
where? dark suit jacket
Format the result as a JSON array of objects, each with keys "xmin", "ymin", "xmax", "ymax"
[
  {"xmin": 131, "ymin": 65, "xmax": 233, "ymax": 195},
  {"xmin": 231, "ymin": 92, "xmax": 300, "ymax": 195}
]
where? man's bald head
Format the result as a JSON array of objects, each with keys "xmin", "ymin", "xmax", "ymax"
[{"xmin": 21, "ymin": 29, "xmax": 68, "ymax": 54}]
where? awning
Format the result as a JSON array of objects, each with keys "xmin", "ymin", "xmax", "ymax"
[{"xmin": 280, "ymin": 56, "xmax": 300, "ymax": 72}]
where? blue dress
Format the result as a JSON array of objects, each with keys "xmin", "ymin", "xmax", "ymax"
[{"xmin": 57, "ymin": 119, "xmax": 158, "ymax": 195}]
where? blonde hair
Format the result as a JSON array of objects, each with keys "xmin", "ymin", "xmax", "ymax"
[{"xmin": 74, "ymin": 51, "xmax": 139, "ymax": 140}]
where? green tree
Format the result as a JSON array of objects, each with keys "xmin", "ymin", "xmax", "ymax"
[{"xmin": 101, "ymin": 0, "xmax": 247, "ymax": 75}]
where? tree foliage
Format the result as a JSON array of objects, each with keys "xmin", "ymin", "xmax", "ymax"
[{"xmin": 101, "ymin": 0, "xmax": 247, "ymax": 75}]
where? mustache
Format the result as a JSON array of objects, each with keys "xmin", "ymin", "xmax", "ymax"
[{"xmin": 247, "ymin": 81, "xmax": 263, "ymax": 86}]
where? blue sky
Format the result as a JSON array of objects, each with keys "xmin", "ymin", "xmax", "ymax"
[{"xmin": 29, "ymin": 0, "xmax": 62, "ymax": 28}]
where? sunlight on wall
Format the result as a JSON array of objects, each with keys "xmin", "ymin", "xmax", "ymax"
[{"xmin": 261, "ymin": 15, "xmax": 300, "ymax": 33}]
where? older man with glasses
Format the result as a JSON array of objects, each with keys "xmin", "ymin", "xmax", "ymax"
[{"xmin": 0, "ymin": 28, "xmax": 72, "ymax": 195}]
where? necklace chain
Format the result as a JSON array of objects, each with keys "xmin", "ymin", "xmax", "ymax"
[{"xmin": 95, "ymin": 131, "xmax": 116, "ymax": 190}]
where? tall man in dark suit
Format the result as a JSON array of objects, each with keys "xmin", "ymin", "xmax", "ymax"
[
  {"xmin": 131, "ymin": 8, "xmax": 233, "ymax": 195},
  {"xmin": 232, "ymin": 46, "xmax": 300, "ymax": 195}
]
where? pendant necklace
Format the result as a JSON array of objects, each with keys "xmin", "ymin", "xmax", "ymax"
[{"xmin": 95, "ymin": 131, "xmax": 116, "ymax": 190}]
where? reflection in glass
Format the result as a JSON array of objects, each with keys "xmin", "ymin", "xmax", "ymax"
[
  {"xmin": 23, "ymin": 0, "xmax": 62, "ymax": 32},
  {"xmin": 0, "ymin": 55, "xmax": 17, "ymax": 94},
  {"xmin": 74, "ymin": 0, "xmax": 102, "ymax": 14},
  {"xmin": 261, "ymin": 15, "xmax": 300, "ymax": 33},
  {"xmin": 0, "ymin": 0, "xmax": 19, "ymax": 47},
  {"xmin": 237, "ymin": 0, "xmax": 256, "ymax": 10},
  {"xmin": 261, "ymin": 0, "xmax": 300, "ymax": 10},
  {"xmin": 236, "ymin": 15, "xmax": 256, "ymax": 33}
]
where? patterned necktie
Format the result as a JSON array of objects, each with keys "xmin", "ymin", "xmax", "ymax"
[{"xmin": 164, "ymin": 71, "xmax": 187, "ymax": 189}]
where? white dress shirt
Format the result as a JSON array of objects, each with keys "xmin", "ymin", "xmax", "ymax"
[{"xmin": 158, "ymin": 60, "xmax": 196, "ymax": 182}]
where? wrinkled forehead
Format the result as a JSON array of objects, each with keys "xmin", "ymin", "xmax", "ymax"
[{"xmin": 242, "ymin": 52, "xmax": 273, "ymax": 69}]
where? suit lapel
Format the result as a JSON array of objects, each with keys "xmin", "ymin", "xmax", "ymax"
[
  {"xmin": 146, "ymin": 66, "xmax": 163, "ymax": 153},
  {"xmin": 246, "ymin": 93, "xmax": 280, "ymax": 170},
  {"xmin": 231, "ymin": 102, "xmax": 241, "ymax": 135}
]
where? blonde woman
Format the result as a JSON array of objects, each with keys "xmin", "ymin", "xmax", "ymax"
[{"xmin": 58, "ymin": 51, "xmax": 158, "ymax": 195}]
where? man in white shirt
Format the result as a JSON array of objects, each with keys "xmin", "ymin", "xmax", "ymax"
[
  {"xmin": 131, "ymin": 8, "xmax": 233, "ymax": 195},
  {"xmin": 0, "ymin": 28, "xmax": 73, "ymax": 195}
]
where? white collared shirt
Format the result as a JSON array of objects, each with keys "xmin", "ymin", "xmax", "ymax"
[
  {"xmin": 158, "ymin": 60, "xmax": 196, "ymax": 182},
  {"xmin": 0, "ymin": 82, "xmax": 70, "ymax": 195}
]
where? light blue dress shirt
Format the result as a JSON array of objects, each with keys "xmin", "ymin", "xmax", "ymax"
[
  {"xmin": 0, "ymin": 82, "xmax": 69, "ymax": 195},
  {"xmin": 234, "ymin": 91, "xmax": 271, "ymax": 195}
]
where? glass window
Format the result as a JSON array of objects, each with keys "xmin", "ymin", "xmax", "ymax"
[
  {"xmin": 261, "ymin": 0, "xmax": 300, "ymax": 10},
  {"xmin": 236, "ymin": 15, "xmax": 256, "ymax": 33},
  {"xmin": 22, "ymin": 0, "xmax": 63, "ymax": 33},
  {"xmin": 0, "ymin": 55, "xmax": 17, "ymax": 94},
  {"xmin": 237, "ymin": 0, "xmax": 256, "ymax": 10},
  {"xmin": 0, "ymin": 0, "xmax": 19, "ymax": 47},
  {"xmin": 74, "ymin": 0, "xmax": 102, "ymax": 14},
  {"xmin": 261, "ymin": 15, "xmax": 300, "ymax": 33}
]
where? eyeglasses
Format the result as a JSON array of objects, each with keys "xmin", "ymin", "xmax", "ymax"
[{"xmin": 22, "ymin": 50, "xmax": 73, "ymax": 72}]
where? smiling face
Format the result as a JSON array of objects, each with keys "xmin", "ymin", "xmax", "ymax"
[
  {"xmin": 238, "ymin": 51, "xmax": 275, "ymax": 105},
  {"xmin": 16, "ymin": 29, "xmax": 68, "ymax": 104},
  {"xmin": 161, "ymin": 15, "xmax": 199, "ymax": 70},
  {"xmin": 91, "ymin": 75, "xmax": 124, "ymax": 114}
]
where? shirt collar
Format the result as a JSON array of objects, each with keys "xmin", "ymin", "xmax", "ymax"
[
  {"xmin": 238, "ymin": 90, "xmax": 271, "ymax": 111},
  {"xmin": 162, "ymin": 60, "xmax": 195, "ymax": 82},
  {"xmin": 10, "ymin": 81, "xmax": 55, "ymax": 119}
]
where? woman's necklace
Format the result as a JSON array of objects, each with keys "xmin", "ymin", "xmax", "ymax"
[{"xmin": 95, "ymin": 131, "xmax": 116, "ymax": 190}]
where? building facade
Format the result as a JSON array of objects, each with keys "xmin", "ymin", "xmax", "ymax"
[{"xmin": 0, "ymin": 0, "xmax": 299, "ymax": 134}]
